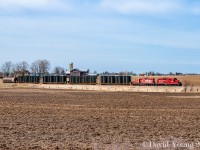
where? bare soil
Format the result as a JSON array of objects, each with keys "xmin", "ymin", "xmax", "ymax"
[{"xmin": 0, "ymin": 88, "xmax": 200, "ymax": 149}]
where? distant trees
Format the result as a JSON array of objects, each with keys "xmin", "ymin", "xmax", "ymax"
[
  {"xmin": 53, "ymin": 66, "xmax": 65, "ymax": 75},
  {"xmin": 0, "ymin": 61, "xmax": 30, "ymax": 77},
  {"xmin": 1, "ymin": 60, "xmax": 198, "ymax": 77},
  {"xmin": 31, "ymin": 59, "xmax": 51, "ymax": 76},
  {"xmin": 101, "ymin": 71, "xmax": 110, "ymax": 75},
  {"xmin": 14, "ymin": 61, "xmax": 30, "ymax": 76},
  {"xmin": 93, "ymin": 70, "xmax": 97, "ymax": 74},
  {"xmin": 146, "ymin": 71, "xmax": 155, "ymax": 76},
  {"xmin": 127, "ymin": 71, "xmax": 137, "ymax": 76},
  {"xmin": 100, "ymin": 71, "xmax": 136, "ymax": 76},
  {"xmin": 119, "ymin": 71, "xmax": 136, "ymax": 76},
  {"xmin": 1, "ymin": 61, "xmax": 14, "ymax": 77},
  {"xmin": 119, "ymin": 71, "xmax": 128, "ymax": 76},
  {"xmin": 0, "ymin": 59, "xmax": 51, "ymax": 77}
]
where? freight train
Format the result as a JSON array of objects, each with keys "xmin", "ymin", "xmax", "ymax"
[
  {"xmin": 130, "ymin": 77, "xmax": 182, "ymax": 86},
  {"xmin": 3, "ymin": 75, "xmax": 182, "ymax": 86},
  {"xmin": 14, "ymin": 75, "xmax": 132, "ymax": 85}
]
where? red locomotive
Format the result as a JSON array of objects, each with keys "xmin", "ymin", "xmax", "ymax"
[
  {"xmin": 131, "ymin": 78, "xmax": 155, "ymax": 86},
  {"xmin": 131, "ymin": 77, "xmax": 182, "ymax": 86},
  {"xmin": 156, "ymin": 78, "xmax": 182, "ymax": 86}
]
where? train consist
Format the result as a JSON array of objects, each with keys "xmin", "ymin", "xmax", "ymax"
[
  {"xmin": 131, "ymin": 77, "xmax": 182, "ymax": 86},
  {"xmin": 3, "ymin": 75, "xmax": 182, "ymax": 86},
  {"xmin": 13, "ymin": 75, "xmax": 132, "ymax": 85}
]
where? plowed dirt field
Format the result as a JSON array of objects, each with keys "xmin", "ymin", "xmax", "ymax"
[{"xmin": 0, "ymin": 88, "xmax": 200, "ymax": 149}]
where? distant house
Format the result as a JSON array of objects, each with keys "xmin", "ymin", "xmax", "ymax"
[{"xmin": 70, "ymin": 69, "xmax": 89, "ymax": 77}]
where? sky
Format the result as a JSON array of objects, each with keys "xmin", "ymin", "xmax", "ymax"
[{"xmin": 0, "ymin": 0, "xmax": 200, "ymax": 73}]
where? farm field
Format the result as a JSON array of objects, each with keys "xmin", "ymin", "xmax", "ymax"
[{"xmin": 0, "ymin": 88, "xmax": 200, "ymax": 149}]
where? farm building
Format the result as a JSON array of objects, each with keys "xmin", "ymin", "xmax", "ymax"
[{"xmin": 70, "ymin": 69, "xmax": 89, "ymax": 77}]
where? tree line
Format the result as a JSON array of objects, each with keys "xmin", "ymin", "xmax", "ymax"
[
  {"xmin": 0, "ymin": 60, "xmax": 65, "ymax": 77},
  {"xmin": 1, "ymin": 60, "xmax": 191, "ymax": 78}
]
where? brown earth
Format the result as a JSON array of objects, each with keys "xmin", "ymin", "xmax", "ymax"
[{"xmin": 0, "ymin": 88, "xmax": 200, "ymax": 149}]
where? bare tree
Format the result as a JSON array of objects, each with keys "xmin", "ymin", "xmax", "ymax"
[
  {"xmin": 14, "ymin": 61, "xmax": 30, "ymax": 76},
  {"xmin": 53, "ymin": 66, "xmax": 65, "ymax": 75},
  {"xmin": 1, "ymin": 61, "xmax": 14, "ymax": 77},
  {"xmin": 31, "ymin": 59, "xmax": 50, "ymax": 76}
]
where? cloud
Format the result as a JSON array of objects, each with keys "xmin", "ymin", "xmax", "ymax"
[
  {"xmin": 192, "ymin": 6, "xmax": 200, "ymax": 14},
  {"xmin": 100, "ymin": 0, "xmax": 182, "ymax": 14},
  {"xmin": 0, "ymin": 0, "xmax": 71, "ymax": 12},
  {"xmin": 1, "ymin": 0, "xmax": 200, "ymax": 16},
  {"xmin": 0, "ymin": 0, "xmax": 49, "ymax": 7}
]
